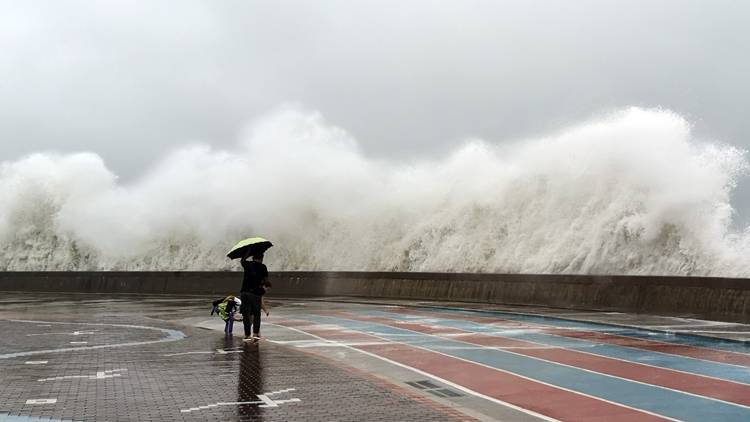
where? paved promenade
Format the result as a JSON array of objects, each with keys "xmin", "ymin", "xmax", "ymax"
[{"xmin": 1, "ymin": 293, "xmax": 749, "ymax": 421}]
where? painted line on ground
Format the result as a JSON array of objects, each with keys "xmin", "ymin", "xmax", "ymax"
[
  {"xmin": 276, "ymin": 318, "xmax": 681, "ymax": 422},
  {"xmin": 38, "ymin": 369, "xmax": 127, "ymax": 382},
  {"xmin": 268, "ymin": 321, "xmax": 561, "ymax": 422},
  {"xmin": 282, "ymin": 317, "xmax": 678, "ymax": 422},
  {"xmin": 380, "ymin": 308, "xmax": 750, "ymax": 383},
  {"xmin": 424, "ymin": 307, "xmax": 750, "ymax": 360},
  {"xmin": 374, "ymin": 308, "xmax": 750, "ymax": 384},
  {"xmin": 180, "ymin": 388, "xmax": 300, "ymax": 413},
  {"xmin": 339, "ymin": 311, "xmax": 750, "ymax": 409},
  {"xmin": 302, "ymin": 314, "xmax": 750, "ymax": 422},
  {"xmin": 0, "ymin": 320, "xmax": 185, "ymax": 359}
]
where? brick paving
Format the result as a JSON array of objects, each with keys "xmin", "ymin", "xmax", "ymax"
[{"xmin": 0, "ymin": 294, "xmax": 467, "ymax": 421}]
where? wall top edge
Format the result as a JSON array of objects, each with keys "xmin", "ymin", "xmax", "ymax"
[{"xmin": 0, "ymin": 271, "xmax": 748, "ymax": 289}]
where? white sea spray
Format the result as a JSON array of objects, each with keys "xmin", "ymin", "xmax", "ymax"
[{"xmin": 1, "ymin": 107, "xmax": 748, "ymax": 275}]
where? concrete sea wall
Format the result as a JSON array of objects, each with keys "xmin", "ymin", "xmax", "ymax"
[{"xmin": 0, "ymin": 271, "xmax": 748, "ymax": 323}]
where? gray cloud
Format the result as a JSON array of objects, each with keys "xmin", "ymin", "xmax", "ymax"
[{"xmin": 1, "ymin": 0, "xmax": 749, "ymax": 214}]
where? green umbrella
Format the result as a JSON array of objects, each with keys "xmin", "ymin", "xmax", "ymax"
[{"xmin": 227, "ymin": 237, "xmax": 273, "ymax": 260}]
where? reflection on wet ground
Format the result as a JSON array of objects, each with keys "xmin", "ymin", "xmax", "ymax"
[{"xmin": 0, "ymin": 293, "xmax": 467, "ymax": 421}]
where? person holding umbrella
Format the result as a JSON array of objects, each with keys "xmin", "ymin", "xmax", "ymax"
[{"xmin": 227, "ymin": 237, "xmax": 273, "ymax": 342}]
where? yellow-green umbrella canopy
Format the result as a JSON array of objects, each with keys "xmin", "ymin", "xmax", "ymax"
[{"xmin": 227, "ymin": 237, "xmax": 273, "ymax": 259}]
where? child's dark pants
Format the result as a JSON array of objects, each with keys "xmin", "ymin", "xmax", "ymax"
[{"xmin": 224, "ymin": 312, "xmax": 234, "ymax": 334}]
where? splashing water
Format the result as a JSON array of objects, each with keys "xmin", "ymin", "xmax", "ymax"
[{"xmin": 1, "ymin": 107, "xmax": 749, "ymax": 275}]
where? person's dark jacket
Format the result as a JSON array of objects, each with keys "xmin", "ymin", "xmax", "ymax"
[{"xmin": 240, "ymin": 260, "xmax": 268, "ymax": 295}]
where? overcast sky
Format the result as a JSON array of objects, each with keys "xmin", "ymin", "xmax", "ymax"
[{"xmin": 1, "ymin": 1, "xmax": 749, "ymax": 206}]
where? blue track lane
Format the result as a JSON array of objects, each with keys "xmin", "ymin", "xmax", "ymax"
[
  {"xmin": 427, "ymin": 307, "xmax": 750, "ymax": 355},
  {"xmin": 364, "ymin": 310, "xmax": 750, "ymax": 385},
  {"xmin": 298, "ymin": 314, "xmax": 750, "ymax": 422}
]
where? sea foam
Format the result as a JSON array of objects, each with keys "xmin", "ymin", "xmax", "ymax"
[{"xmin": 1, "ymin": 107, "xmax": 748, "ymax": 275}]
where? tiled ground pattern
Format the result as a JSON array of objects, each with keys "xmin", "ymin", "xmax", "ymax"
[{"xmin": 0, "ymin": 294, "xmax": 461, "ymax": 422}]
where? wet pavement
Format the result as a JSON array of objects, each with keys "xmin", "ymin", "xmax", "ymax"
[
  {"xmin": 1, "ymin": 293, "xmax": 750, "ymax": 421},
  {"xmin": 0, "ymin": 294, "xmax": 468, "ymax": 422}
]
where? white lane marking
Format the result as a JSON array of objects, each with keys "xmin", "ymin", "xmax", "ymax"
[
  {"xmin": 180, "ymin": 388, "xmax": 299, "ymax": 413},
  {"xmin": 163, "ymin": 351, "xmax": 214, "ymax": 357},
  {"xmin": 257, "ymin": 394, "xmax": 278, "ymax": 407},
  {"xmin": 162, "ymin": 348, "xmax": 244, "ymax": 357},
  {"xmin": 436, "ymin": 309, "xmax": 750, "ymax": 365},
  {"xmin": 402, "ymin": 313, "xmax": 750, "ymax": 383},
  {"xmin": 267, "ymin": 339, "xmax": 392, "ymax": 348},
  {"xmin": 25, "ymin": 399, "xmax": 57, "ymax": 404},
  {"xmin": 265, "ymin": 339, "xmax": 324, "ymax": 345},
  {"xmin": 1, "ymin": 320, "xmax": 185, "ymax": 359},
  {"xmin": 314, "ymin": 317, "xmax": 683, "ymax": 422},
  {"xmin": 364, "ymin": 315, "xmax": 750, "ymax": 410},
  {"xmin": 69, "ymin": 341, "xmax": 88, "ymax": 344},
  {"xmin": 270, "ymin": 398, "xmax": 302, "ymax": 405},
  {"xmin": 38, "ymin": 369, "xmax": 127, "ymax": 382},
  {"xmin": 27, "ymin": 330, "xmax": 97, "ymax": 337},
  {"xmin": 297, "ymin": 341, "xmax": 392, "ymax": 348},
  {"xmin": 25, "ymin": 360, "xmax": 48, "ymax": 365},
  {"xmin": 215, "ymin": 348, "xmax": 243, "ymax": 354},
  {"xmin": 267, "ymin": 388, "xmax": 296, "ymax": 394},
  {"xmin": 268, "ymin": 323, "xmax": 560, "ymax": 422}
]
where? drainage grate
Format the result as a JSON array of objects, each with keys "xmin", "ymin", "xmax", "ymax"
[
  {"xmin": 405, "ymin": 380, "xmax": 462, "ymax": 398},
  {"xmin": 435, "ymin": 388, "xmax": 462, "ymax": 397},
  {"xmin": 414, "ymin": 380, "xmax": 440, "ymax": 389}
]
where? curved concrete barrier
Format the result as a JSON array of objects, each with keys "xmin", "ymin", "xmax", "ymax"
[{"xmin": 0, "ymin": 271, "xmax": 748, "ymax": 322}]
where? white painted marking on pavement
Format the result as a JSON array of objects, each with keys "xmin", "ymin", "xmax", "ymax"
[
  {"xmin": 269, "ymin": 322, "xmax": 561, "ymax": 422},
  {"xmin": 38, "ymin": 369, "xmax": 127, "ymax": 382},
  {"xmin": 180, "ymin": 388, "xmax": 299, "ymax": 413},
  {"xmin": 257, "ymin": 394, "xmax": 277, "ymax": 407},
  {"xmin": 162, "ymin": 348, "xmax": 245, "ymax": 357},
  {"xmin": 267, "ymin": 339, "xmax": 392, "ymax": 348},
  {"xmin": 25, "ymin": 399, "xmax": 56, "ymax": 405},
  {"xmin": 0, "ymin": 320, "xmax": 185, "ymax": 359},
  {"xmin": 27, "ymin": 330, "xmax": 97, "ymax": 337},
  {"xmin": 215, "ymin": 348, "xmax": 244, "ymax": 354},
  {"xmin": 25, "ymin": 360, "xmax": 48, "ymax": 365},
  {"xmin": 377, "ymin": 314, "xmax": 750, "ymax": 410},
  {"xmin": 162, "ymin": 351, "xmax": 214, "ymax": 357},
  {"xmin": 329, "ymin": 316, "xmax": 685, "ymax": 422}
]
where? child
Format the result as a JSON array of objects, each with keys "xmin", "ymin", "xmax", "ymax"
[{"xmin": 211, "ymin": 295, "xmax": 242, "ymax": 335}]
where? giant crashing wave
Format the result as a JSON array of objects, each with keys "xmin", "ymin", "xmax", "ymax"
[{"xmin": 1, "ymin": 107, "xmax": 749, "ymax": 276}]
